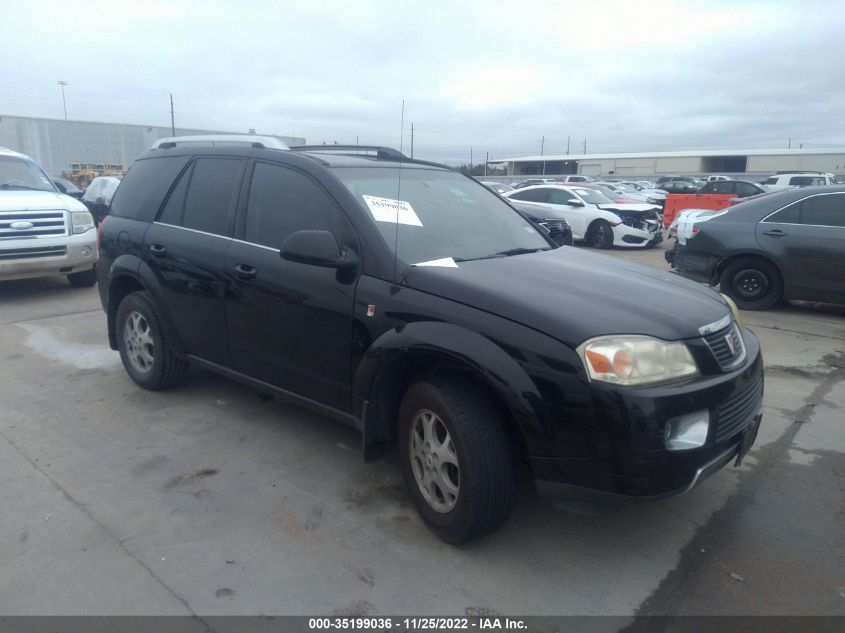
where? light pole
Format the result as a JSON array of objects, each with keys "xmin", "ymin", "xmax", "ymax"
[{"xmin": 57, "ymin": 81, "xmax": 68, "ymax": 120}]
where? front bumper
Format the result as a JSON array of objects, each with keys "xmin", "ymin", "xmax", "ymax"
[
  {"xmin": 611, "ymin": 222, "xmax": 663, "ymax": 248},
  {"xmin": 0, "ymin": 230, "xmax": 98, "ymax": 281},
  {"xmin": 533, "ymin": 328, "xmax": 764, "ymax": 501}
]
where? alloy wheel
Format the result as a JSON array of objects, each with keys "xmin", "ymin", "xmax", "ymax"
[{"xmin": 409, "ymin": 409, "xmax": 460, "ymax": 513}]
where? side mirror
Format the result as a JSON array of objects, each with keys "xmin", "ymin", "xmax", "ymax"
[
  {"xmin": 281, "ymin": 229, "xmax": 358, "ymax": 269},
  {"xmin": 567, "ymin": 199, "xmax": 585, "ymax": 206}
]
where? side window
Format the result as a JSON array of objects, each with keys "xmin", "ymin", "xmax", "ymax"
[
  {"xmin": 766, "ymin": 202, "xmax": 802, "ymax": 224},
  {"xmin": 790, "ymin": 176, "xmax": 811, "ymax": 186},
  {"xmin": 548, "ymin": 189, "xmax": 577, "ymax": 205},
  {"xmin": 158, "ymin": 163, "xmax": 193, "ymax": 225},
  {"xmin": 174, "ymin": 158, "xmax": 242, "ymax": 235},
  {"xmin": 699, "ymin": 182, "xmax": 715, "ymax": 193},
  {"xmin": 799, "ymin": 195, "xmax": 845, "ymax": 227},
  {"xmin": 736, "ymin": 183, "xmax": 758, "ymax": 197},
  {"xmin": 244, "ymin": 162, "xmax": 349, "ymax": 250},
  {"xmin": 110, "ymin": 156, "xmax": 190, "ymax": 222},
  {"xmin": 764, "ymin": 177, "xmax": 778, "ymax": 185}
]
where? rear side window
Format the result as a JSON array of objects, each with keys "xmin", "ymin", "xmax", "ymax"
[
  {"xmin": 244, "ymin": 162, "xmax": 349, "ymax": 250},
  {"xmin": 109, "ymin": 156, "xmax": 190, "ymax": 222},
  {"xmin": 799, "ymin": 195, "xmax": 845, "ymax": 227},
  {"xmin": 158, "ymin": 158, "xmax": 242, "ymax": 236},
  {"xmin": 510, "ymin": 189, "xmax": 548, "ymax": 203}
]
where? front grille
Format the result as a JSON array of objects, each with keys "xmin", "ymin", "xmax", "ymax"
[
  {"xmin": 714, "ymin": 372, "xmax": 763, "ymax": 443},
  {"xmin": 703, "ymin": 322, "xmax": 745, "ymax": 370},
  {"xmin": 0, "ymin": 210, "xmax": 68, "ymax": 239},
  {"xmin": 0, "ymin": 245, "xmax": 67, "ymax": 260},
  {"xmin": 540, "ymin": 219, "xmax": 573, "ymax": 246}
]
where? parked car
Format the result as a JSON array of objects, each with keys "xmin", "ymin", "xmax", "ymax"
[
  {"xmin": 512, "ymin": 178, "xmax": 564, "ymax": 189},
  {"xmin": 557, "ymin": 175, "xmax": 593, "ymax": 183},
  {"xmin": 0, "ymin": 147, "xmax": 98, "ymax": 286},
  {"xmin": 504, "ymin": 184, "xmax": 663, "ymax": 248},
  {"xmin": 503, "ymin": 201, "xmax": 573, "ymax": 246},
  {"xmin": 618, "ymin": 181, "xmax": 668, "ymax": 206},
  {"xmin": 669, "ymin": 186, "xmax": 845, "ymax": 309},
  {"xmin": 52, "ymin": 176, "xmax": 84, "ymax": 199},
  {"xmin": 594, "ymin": 181, "xmax": 665, "ymax": 206},
  {"xmin": 480, "ymin": 181, "xmax": 515, "ymax": 194},
  {"xmin": 697, "ymin": 180, "xmax": 766, "ymax": 198},
  {"xmin": 662, "ymin": 180, "xmax": 701, "ymax": 194},
  {"xmin": 762, "ymin": 172, "xmax": 836, "ymax": 192},
  {"xmin": 705, "ymin": 175, "xmax": 731, "ymax": 182},
  {"xmin": 98, "ymin": 136, "xmax": 762, "ymax": 542},
  {"xmin": 81, "ymin": 175, "xmax": 121, "ymax": 223},
  {"xmin": 656, "ymin": 175, "xmax": 704, "ymax": 187}
]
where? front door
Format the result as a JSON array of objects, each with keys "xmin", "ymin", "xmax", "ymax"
[{"xmin": 225, "ymin": 161, "xmax": 359, "ymax": 411}]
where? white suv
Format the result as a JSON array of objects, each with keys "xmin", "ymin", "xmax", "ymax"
[
  {"xmin": 0, "ymin": 147, "xmax": 98, "ymax": 286},
  {"xmin": 762, "ymin": 172, "xmax": 835, "ymax": 192}
]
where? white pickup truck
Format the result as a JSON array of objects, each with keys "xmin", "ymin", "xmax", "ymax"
[{"xmin": 1, "ymin": 147, "xmax": 98, "ymax": 286}]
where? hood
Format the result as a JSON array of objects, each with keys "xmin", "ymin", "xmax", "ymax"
[
  {"xmin": 0, "ymin": 189, "xmax": 87, "ymax": 213},
  {"xmin": 404, "ymin": 247, "xmax": 730, "ymax": 347},
  {"xmin": 598, "ymin": 203, "xmax": 661, "ymax": 215}
]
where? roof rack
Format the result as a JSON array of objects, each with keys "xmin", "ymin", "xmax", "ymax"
[
  {"xmin": 151, "ymin": 135, "xmax": 290, "ymax": 150},
  {"xmin": 290, "ymin": 145, "xmax": 407, "ymax": 160}
]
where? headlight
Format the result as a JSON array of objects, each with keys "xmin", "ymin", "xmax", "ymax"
[
  {"xmin": 647, "ymin": 197, "xmax": 658, "ymax": 204},
  {"xmin": 578, "ymin": 335, "xmax": 699, "ymax": 386},
  {"xmin": 720, "ymin": 294, "xmax": 744, "ymax": 331},
  {"xmin": 71, "ymin": 210, "xmax": 95, "ymax": 234}
]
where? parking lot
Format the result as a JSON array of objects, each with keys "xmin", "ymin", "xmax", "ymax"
[{"xmin": 1, "ymin": 240, "xmax": 843, "ymax": 617}]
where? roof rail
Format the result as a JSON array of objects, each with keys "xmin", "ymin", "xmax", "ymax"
[
  {"xmin": 151, "ymin": 135, "xmax": 290, "ymax": 150},
  {"xmin": 290, "ymin": 145, "xmax": 407, "ymax": 160}
]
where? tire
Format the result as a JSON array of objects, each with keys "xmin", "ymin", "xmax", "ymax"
[
  {"xmin": 67, "ymin": 266, "xmax": 98, "ymax": 287},
  {"xmin": 720, "ymin": 257, "xmax": 783, "ymax": 310},
  {"xmin": 115, "ymin": 291, "xmax": 188, "ymax": 390},
  {"xmin": 588, "ymin": 220, "xmax": 614, "ymax": 249},
  {"xmin": 398, "ymin": 376, "xmax": 514, "ymax": 543}
]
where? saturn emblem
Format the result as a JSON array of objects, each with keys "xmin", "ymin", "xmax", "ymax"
[{"xmin": 10, "ymin": 221, "xmax": 34, "ymax": 230}]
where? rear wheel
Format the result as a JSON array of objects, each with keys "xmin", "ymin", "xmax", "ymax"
[
  {"xmin": 116, "ymin": 291, "xmax": 188, "ymax": 389},
  {"xmin": 588, "ymin": 220, "xmax": 614, "ymax": 249},
  {"xmin": 720, "ymin": 257, "xmax": 783, "ymax": 310},
  {"xmin": 398, "ymin": 377, "xmax": 514, "ymax": 543},
  {"xmin": 67, "ymin": 266, "xmax": 97, "ymax": 287}
]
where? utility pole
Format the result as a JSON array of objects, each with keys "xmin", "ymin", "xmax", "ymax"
[
  {"xmin": 57, "ymin": 81, "xmax": 68, "ymax": 120},
  {"xmin": 410, "ymin": 123, "xmax": 414, "ymax": 158},
  {"xmin": 583, "ymin": 138, "xmax": 587, "ymax": 155},
  {"xmin": 485, "ymin": 151, "xmax": 489, "ymax": 177},
  {"xmin": 540, "ymin": 136, "xmax": 545, "ymax": 156},
  {"xmin": 788, "ymin": 138, "xmax": 792, "ymax": 149},
  {"xmin": 169, "ymin": 93, "xmax": 175, "ymax": 136},
  {"xmin": 399, "ymin": 99, "xmax": 405, "ymax": 152},
  {"xmin": 566, "ymin": 135, "xmax": 570, "ymax": 154},
  {"xmin": 470, "ymin": 146, "xmax": 473, "ymax": 169}
]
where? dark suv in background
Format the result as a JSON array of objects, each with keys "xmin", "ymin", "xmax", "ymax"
[{"xmin": 98, "ymin": 136, "xmax": 764, "ymax": 542}]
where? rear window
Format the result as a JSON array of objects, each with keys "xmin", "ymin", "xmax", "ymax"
[{"xmin": 109, "ymin": 156, "xmax": 190, "ymax": 222}]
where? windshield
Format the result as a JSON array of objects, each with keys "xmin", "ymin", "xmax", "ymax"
[
  {"xmin": 570, "ymin": 187, "xmax": 614, "ymax": 204},
  {"xmin": 0, "ymin": 156, "xmax": 57, "ymax": 192},
  {"xmin": 333, "ymin": 167, "xmax": 551, "ymax": 265}
]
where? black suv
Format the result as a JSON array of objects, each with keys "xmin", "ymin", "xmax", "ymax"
[{"xmin": 98, "ymin": 138, "xmax": 764, "ymax": 542}]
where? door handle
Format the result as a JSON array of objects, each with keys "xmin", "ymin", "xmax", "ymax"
[
  {"xmin": 148, "ymin": 243, "xmax": 167, "ymax": 256},
  {"xmin": 233, "ymin": 263, "xmax": 257, "ymax": 280},
  {"xmin": 763, "ymin": 229, "xmax": 787, "ymax": 237}
]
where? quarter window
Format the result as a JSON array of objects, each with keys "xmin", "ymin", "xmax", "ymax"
[
  {"xmin": 244, "ymin": 162, "xmax": 348, "ymax": 250},
  {"xmin": 767, "ymin": 195, "xmax": 845, "ymax": 227}
]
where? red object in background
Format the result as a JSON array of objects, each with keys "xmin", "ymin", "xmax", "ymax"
[{"xmin": 662, "ymin": 194, "xmax": 733, "ymax": 227}]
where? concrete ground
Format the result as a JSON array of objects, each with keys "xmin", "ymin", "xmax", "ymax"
[{"xmin": 1, "ymin": 241, "xmax": 843, "ymax": 617}]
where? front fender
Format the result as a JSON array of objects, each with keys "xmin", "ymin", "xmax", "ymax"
[{"xmin": 354, "ymin": 321, "xmax": 548, "ymax": 454}]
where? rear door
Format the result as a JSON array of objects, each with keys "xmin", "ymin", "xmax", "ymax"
[
  {"xmin": 757, "ymin": 192, "xmax": 845, "ymax": 300},
  {"xmin": 143, "ymin": 157, "xmax": 244, "ymax": 364},
  {"xmin": 224, "ymin": 160, "xmax": 359, "ymax": 411}
]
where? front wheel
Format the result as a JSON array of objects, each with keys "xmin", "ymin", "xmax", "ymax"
[
  {"xmin": 398, "ymin": 377, "xmax": 514, "ymax": 543},
  {"xmin": 589, "ymin": 220, "xmax": 615, "ymax": 249},
  {"xmin": 720, "ymin": 257, "xmax": 783, "ymax": 310}
]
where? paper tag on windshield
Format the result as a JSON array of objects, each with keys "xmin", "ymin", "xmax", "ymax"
[
  {"xmin": 413, "ymin": 257, "xmax": 459, "ymax": 268},
  {"xmin": 362, "ymin": 195, "xmax": 423, "ymax": 226}
]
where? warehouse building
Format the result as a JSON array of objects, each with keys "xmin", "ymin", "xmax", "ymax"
[
  {"xmin": 490, "ymin": 148, "xmax": 845, "ymax": 180},
  {"xmin": 0, "ymin": 114, "xmax": 305, "ymax": 177}
]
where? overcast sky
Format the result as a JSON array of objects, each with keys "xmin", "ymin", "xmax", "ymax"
[{"xmin": 2, "ymin": 0, "xmax": 843, "ymax": 164}]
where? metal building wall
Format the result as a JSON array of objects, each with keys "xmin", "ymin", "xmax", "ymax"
[{"xmin": 0, "ymin": 115, "xmax": 305, "ymax": 176}]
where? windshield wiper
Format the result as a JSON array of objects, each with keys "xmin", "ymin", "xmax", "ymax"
[
  {"xmin": 0, "ymin": 184, "xmax": 47, "ymax": 191},
  {"xmin": 458, "ymin": 247, "xmax": 549, "ymax": 262}
]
